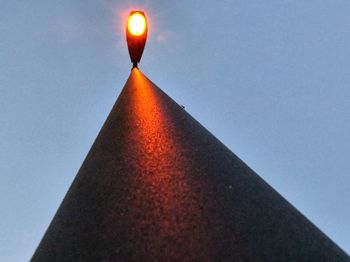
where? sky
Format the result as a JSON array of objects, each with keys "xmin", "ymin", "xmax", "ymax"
[{"xmin": 1, "ymin": 0, "xmax": 350, "ymax": 260}]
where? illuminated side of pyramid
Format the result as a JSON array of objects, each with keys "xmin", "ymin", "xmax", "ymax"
[{"xmin": 32, "ymin": 69, "xmax": 348, "ymax": 261}]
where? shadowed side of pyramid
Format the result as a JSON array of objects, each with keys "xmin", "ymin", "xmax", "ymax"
[{"xmin": 32, "ymin": 69, "xmax": 348, "ymax": 261}]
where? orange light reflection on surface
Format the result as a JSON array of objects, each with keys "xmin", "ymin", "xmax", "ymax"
[
  {"xmin": 127, "ymin": 12, "xmax": 147, "ymax": 36},
  {"xmin": 124, "ymin": 69, "xmax": 211, "ymax": 259}
]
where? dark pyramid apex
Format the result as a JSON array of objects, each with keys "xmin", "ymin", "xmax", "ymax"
[{"xmin": 32, "ymin": 69, "xmax": 348, "ymax": 261}]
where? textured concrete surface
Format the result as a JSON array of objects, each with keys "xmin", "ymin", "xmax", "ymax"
[{"xmin": 32, "ymin": 69, "xmax": 349, "ymax": 261}]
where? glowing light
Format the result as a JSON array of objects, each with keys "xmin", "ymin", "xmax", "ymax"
[
  {"xmin": 127, "ymin": 12, "xmax": 147, "ymax": 36},
  {"xmin": 126, "ymin": 11, "xmax": 148, "ymax": 68}
]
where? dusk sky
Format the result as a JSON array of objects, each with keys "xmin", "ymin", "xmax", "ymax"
[{"xmin": 1, "ymin": 1, "xmax": 350, "ymax": 260}]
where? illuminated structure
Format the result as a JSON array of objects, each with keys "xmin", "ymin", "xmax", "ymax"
[{"xmin": 31, "ymin": 10, "xmax": 349, "ymax": 262}]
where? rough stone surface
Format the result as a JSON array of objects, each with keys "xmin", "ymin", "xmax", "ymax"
[{"xmin": 32, "ymin": 69, "xmax": 349, "ymax": 261}]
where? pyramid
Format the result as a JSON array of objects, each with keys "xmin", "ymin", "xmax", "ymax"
[{"xmin": 32, "ymin": 69, "xmax": 348, "ymax": 261}]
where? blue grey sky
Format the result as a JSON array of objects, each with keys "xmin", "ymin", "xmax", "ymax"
[{"xmin": 1, "ymin": 1, "xmax": 349, "ymax": 260}]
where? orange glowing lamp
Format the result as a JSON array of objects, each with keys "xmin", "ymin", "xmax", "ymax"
[{"xmin": 126, "ymin": 11, "xmax": 148, "ymax": 68}]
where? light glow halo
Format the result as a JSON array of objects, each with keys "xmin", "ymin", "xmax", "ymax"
[{"xmin": 127, "ymin": 12, "xmax": 147, "ymax": 36}]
